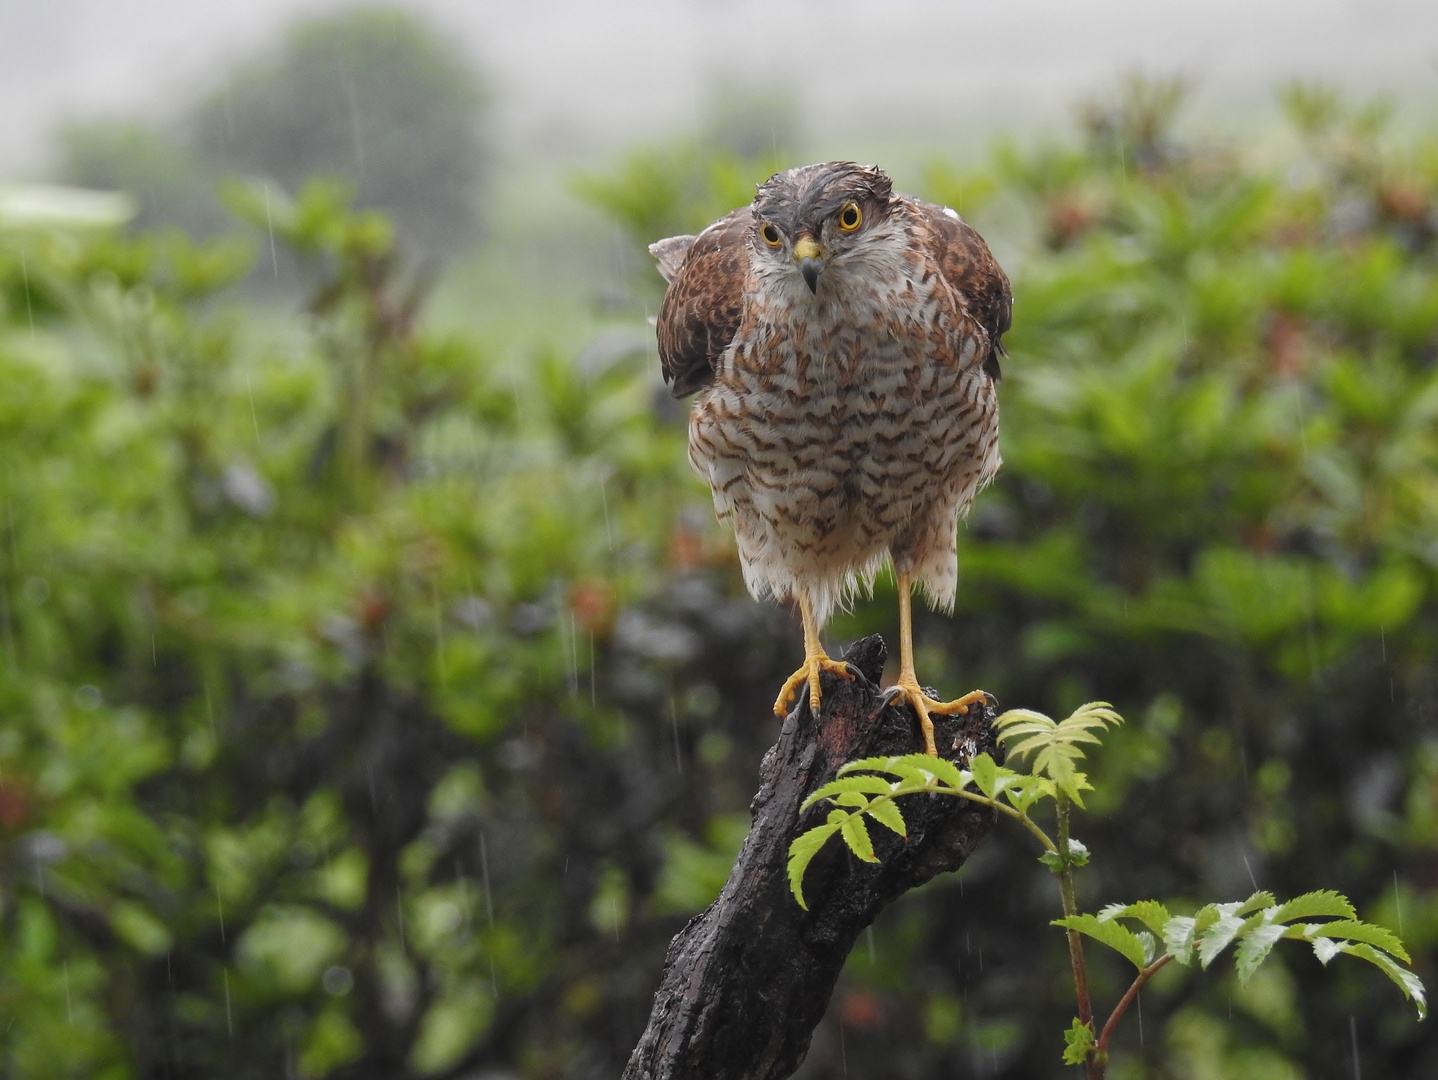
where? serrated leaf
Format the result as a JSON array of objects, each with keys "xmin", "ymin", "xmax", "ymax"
[
  {"xmin": 1235, "ymin": 921, "xmax": 1287, "ymax": 984},
  {"xmin": 840, "ymin": 813, "xmax": 877, "ymax": 862},
  {"xmin": 970, "ymin": 753, "xmax": 999, "ymax": 796},
  {"xmin": 1164, "ymin": 915, "xmax": 1197, "ymax": 965},
  {"xmin": 838, "ymin": 756, "xmax": 929, "ymax": 787},
  {"xmin": 801, "ymin": 774, "xmax": 899, "ymax": 811},
  {"xmin": 1039, "ymin": 849, "xmax": 1064, "ymax": 871},
  {"xmin": 1106, "ymin": 900, "xmax": 1172, "ymax": 935},
  {"xmin": 1234, "ymin": 891, "xmax": 1278, "ymax": 917},
  {"xmin": 864, "ymin": 798, "xmax": 907, "ymax": 837},
  {"xmin": 993, "ymin": 708, "xmax": 1057, "ymax": 738},
  {"xmin": 1197, "ymin": 914, "xmax": 1246, "ymax": 969},
  {"xmin": 1061, "ymin": 1018, "xmax": 1095, "ymax": 1065},
  {"xmin": 1312, "ymin": 936, "xmax": 1344, "ymax": 965},
  {"xmin": 787, "ymin": 823, "xmax": 840, "ymax": 909},
  {"xmin": 1308, "ymin": 920, "xmax": 1411, "ymax": 963},
  {"xmin": 1137, "ymin": 929, "xmax": 1158, "ymax": 966},
  {"xmin": 832, "ymin": 791, "xmax": 871, "ymax": 809},
  {"xmin": 1066, "ymin": 838, "xmax": 1090, "ymax": 867},
  {"xmin": 1054, "ymin": 913, "xmax": 1147, "ymax": 969},
  {"xmin": 1273, "ymin": 889, "xmax": 1355, "ymax": 923},
  {"xmin": 1344, "ymin": 943, "xmax": 1428, "ymax": 1019}
]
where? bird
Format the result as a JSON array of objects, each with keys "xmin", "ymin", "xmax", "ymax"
[{"xmin": 649, "ymin": 162, "xmax": 1010, "ymax": 756}]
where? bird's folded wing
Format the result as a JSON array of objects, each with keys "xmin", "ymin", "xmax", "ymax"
[
  {"xmin": 653, "ymin": 207, "xmax": 752, "ymax": 398},
  {"xmin": 910, "ymin": 200, "xmax": 1013, "ymax": 380}
]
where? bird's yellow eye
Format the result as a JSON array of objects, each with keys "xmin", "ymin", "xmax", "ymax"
[
  {"xmin": 838, "ymin": 202, "xmax": 862, "ymax": 231},
  {"xmin": 761, "ymin": 223, "xmax": 782, "ymax": 247}
]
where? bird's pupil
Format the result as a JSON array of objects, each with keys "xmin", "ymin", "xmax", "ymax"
[
  {"xmin": 764, "ymin": 226, "xmax": 779, "ymax": 243},
  {"xmin": 843, "ymin": 209, "xmax": 857, "ymax": 225}
]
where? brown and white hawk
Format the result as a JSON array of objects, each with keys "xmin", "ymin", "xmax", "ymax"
[{"xmin": 650, "ymin": 162, "xmax": 1010, "ymax": 755}]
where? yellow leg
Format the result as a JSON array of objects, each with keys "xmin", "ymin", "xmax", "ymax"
[
  {"xmin": 772, "ymin": 595, "xmax": 854, "ymax": 718},
  {"xmin": 889, "ymin": 571, "xmax": 987, "ymax": 755}
]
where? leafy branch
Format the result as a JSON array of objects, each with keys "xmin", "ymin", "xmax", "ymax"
[{"xmin": 786, "ymin": 702, "xmax": 1425, "ymax": 1077}]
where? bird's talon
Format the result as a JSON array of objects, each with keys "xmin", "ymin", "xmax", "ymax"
[{"xmin": 773, "ymin": 654, "xmax": 853, "ymax": 717}]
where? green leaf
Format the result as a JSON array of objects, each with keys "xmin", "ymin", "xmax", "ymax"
[
  {"xmin": 1273, "ymin": 890, "xmax": 1356, "ymax": 923},
  {"xmin": 786, "ymin": 823, "xmax": 840, "ymax": 909},
  {"xmin": 840, "ymin": 813, "xmax": 877, "ymax": 863},
  {"xmin": 1039, "ymin": 849, "xmax": 1064, "ymax": 871},
  {"xmin": 1099, "ymin": 900, "xmax": 1172, "ymax": 935},
  {"xmin": 1197, "ymin": 914, "xmax": 1247, "ymax": 969},
  {"xmin": 1061, "ymin": 1017, "xmax": 1096, "ymax": 1065},
  {"xmin": 1303, "ymin": 919, "xmax": 1410, "ymax": 964},
  {"xmin": 864, "ymin": 798, "xmax": 907, "ymax": 838},
  {"xmin": 832, "ymin": 791, "xmax": 872, "ymax": 809},
  {"xmin": 1235, "ymin": 921, "xmax": 1287, "ymax": 984},
  {"xmin": 1343, "ymin": 943, "xmax": 1428, "ymax": 1020},
  {"xmin": 1137, "ymin": 929, "xmax": 1158, "ymax": 966},
  {"xmin": 1311, "ymin": 936, "xmax": 1344, "ymax": 966},
  {"xmin": 1066, "ymin": 838, "xmax": 1090, "ymax": 867},
  {"xmin": 970, "ymin": 753, "xmax": 999, "ymax": 796},
  {"xmin": 1233, "ymin": 891, "xmax": 1277, "ymax": 917},
  {"xmin": 800, "ymin": 774, "xmax": 900, "ymax": 812},
  {"xmin": 1054, "ymin": 913, "xmax": 1147, "ymax": 969},
  {"xmin": 1163, "ymin": 915, "xmax": 1197, "ymax": 966}
]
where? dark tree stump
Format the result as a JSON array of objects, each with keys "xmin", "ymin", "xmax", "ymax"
[{"xmin": 623, "ymin": 634, "xmax": 1000, "ymax": 1080}]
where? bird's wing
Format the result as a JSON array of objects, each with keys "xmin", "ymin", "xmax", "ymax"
[
  {"xmin": 910, "ymin": 199, "xmax": 1012, "ymax": 380},
  {"xmin": 652, "ymin": 207, "xmax": 752, "ymax": 398}
]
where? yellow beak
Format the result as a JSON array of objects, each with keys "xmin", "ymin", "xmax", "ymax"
[{"xmin": 792, "ymin": 236, "xmax": 821, "ymax": 262}]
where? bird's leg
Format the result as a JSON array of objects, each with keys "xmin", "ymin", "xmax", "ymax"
[
  {"xmin": 888, "ymin": 571, "xmax": 988, "ymax": 756},
  {"xmin": 772, "ymin": 595, "xmax": 854, "ymax": 718}
]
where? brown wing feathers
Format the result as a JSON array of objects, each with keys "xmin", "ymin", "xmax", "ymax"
[
  {"xmin": 912, "ymin": 201, "xmax": 1012, "ymax": 380},
  {"xmin": 653, "ymin": 208, "xmax": 752, "ymax": 398}
]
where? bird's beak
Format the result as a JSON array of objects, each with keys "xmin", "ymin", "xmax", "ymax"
[{"xmin": 793, "ymin": 235, "xmax": 824, "ymax": 293}]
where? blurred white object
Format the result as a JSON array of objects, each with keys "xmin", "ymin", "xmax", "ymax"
[{"xmin": 0, "ymin": 183, "xmax": 133, "ymax": 230}]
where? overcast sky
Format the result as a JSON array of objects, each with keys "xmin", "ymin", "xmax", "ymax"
[{"xmin": 2, "ymin": 0, "xmax": 1435, "ymax": 174}]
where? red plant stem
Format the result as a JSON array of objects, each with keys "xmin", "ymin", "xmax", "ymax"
[{"xmin": 1095, "ymin": 955, "xmax": 1175, "ymax": 1061}]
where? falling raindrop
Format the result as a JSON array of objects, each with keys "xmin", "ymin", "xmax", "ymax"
[
  {"xmin": 1349, "ymin": 1015, "xmax": 1361, "ymax": 1079},
  {"xmin": 396, "ymin": 885, "xmax": 406, "ymax": 951},
  {"xmin": 838, "ymin": 1023, "xmax": 846, "ymax": 1076},
  {"xmin": 19, "ymin": 250, "xmax": 34, "ymax": 337},
  {"xmin": 215, "ymin": 882, "xmax": 226, "ymax": 942},
  {"xmin": 262, "ymin": 186, "xmax": 279, "ymax": 280},
  {"xmin": 1137, "ymin": 987, "xmax": 1143, "ymax": 1047},
  {"xmin": 480, "ymin": 832, "xmax": 494, "ymax": 927},
  {"xmin": 245, "ymin": 377, "xmax": 262, "ymax": 452},
  {"xmin": 670, "ymin": 696, "xmax": 683, "ymax": 774},
  {"xmin": 1393, "ymin": 871, "xmax": 1404, "ymax": 937},
  {"xmin": 866, "ymin": 926, "xmax": 875, "ymax": 964},
  {"xmin": 600, "ymin": 476, "xmax": 615, "ymax": 554},
  {"xmin": 223, "ymin": 969, "xmax": 233, "ymax": 1038},
  {"xmin": 1241, "ymin": 853, "xmax": 1259, "ymax": 892}
]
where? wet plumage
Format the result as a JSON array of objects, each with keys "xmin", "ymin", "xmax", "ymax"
[{"xmin": 650, "ymin": 162, "xmax": 1011, "ymax": 752}]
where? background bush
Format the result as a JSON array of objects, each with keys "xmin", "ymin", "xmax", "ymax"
[{"xmin": 2, "ymin": 79, "xmax": 1435, "ymax": 1078}]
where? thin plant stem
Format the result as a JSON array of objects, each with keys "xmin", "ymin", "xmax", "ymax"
[
  {"xmin": 1055, "ymin": 795, "xmax": 1099, "ymax": 1079},
  {"xmin": 1096, "ymin": 955, "xmax": 1174, "ymax": 1060}
]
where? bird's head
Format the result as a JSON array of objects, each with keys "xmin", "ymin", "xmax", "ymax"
[{"xmin": 750, "ymin": 162, "xmax": 896, "ymax": 294}]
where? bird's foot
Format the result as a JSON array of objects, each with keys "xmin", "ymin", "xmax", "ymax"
[
  {"xmin": 882, "ymin": 680, "xmax": 988, "ymax": 756},
  {"xmin": 773, "ymin": 652, "xmax": 855, "ymax": 718}
]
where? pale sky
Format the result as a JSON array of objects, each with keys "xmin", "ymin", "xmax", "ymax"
[{"xmin": 2, "ymin": 0, "xmax": 1435, "ymax": 174}]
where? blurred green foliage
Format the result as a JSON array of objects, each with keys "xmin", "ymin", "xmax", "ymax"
[
  {"xmin": 56, "ymin": 7, "xmax": 489, "ymax": 254},
  {"xmin": 2, "ymin": 77, "xmax": 1436, "ymax": 1079}
]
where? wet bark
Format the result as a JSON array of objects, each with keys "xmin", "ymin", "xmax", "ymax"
[{"xmin": 622, "ymin": 634, "xmax": 1000, "ymax": 1080}]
